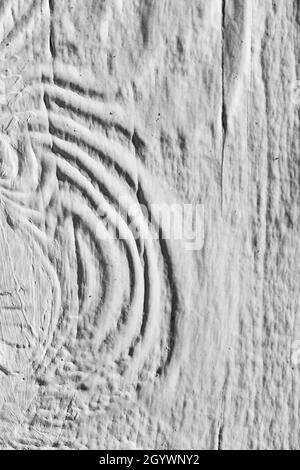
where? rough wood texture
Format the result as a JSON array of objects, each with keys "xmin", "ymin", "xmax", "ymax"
[{"xmin": 0, "ymin": 0, "xmax": 299, "ymax": 450}]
